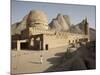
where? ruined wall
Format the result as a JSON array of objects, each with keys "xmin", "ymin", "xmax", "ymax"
[
  {"xmin": 43, "ymin": 34, "xmax": 68, "ymax": 49},
  {"xmin": 43, "ymin": 32, "xmax": 89, "ymax": 50}
]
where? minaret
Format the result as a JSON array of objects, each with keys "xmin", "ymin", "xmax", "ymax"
[
  {"xmin": 84, "ymin": 17, "xmax": 90, "ymax": 41},
  {"xmin": 84, "ymin": 17, "xmax": 89, "ymax": 35}
]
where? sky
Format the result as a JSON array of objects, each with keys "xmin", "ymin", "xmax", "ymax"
[{"xmin": 11, "ymin": 0, "xmax": 96, "ymax": 29}]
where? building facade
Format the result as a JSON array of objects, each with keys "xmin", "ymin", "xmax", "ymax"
[{"xmin": 11, "ymin": 10, "xmax": 89, "ymax": 50}]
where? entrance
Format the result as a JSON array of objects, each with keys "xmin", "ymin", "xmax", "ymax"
[
  {"xmin": 34, "ymin": 40, "xmax": 41, "ymax": 50},
  {"xmin": 45, "ymin": 44, "xmax": 48, "ymax": 50}
]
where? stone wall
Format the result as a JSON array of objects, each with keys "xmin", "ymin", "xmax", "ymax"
[{"xmin": 43, "ymin": 32, "xmax": 89, "ymax": 50}]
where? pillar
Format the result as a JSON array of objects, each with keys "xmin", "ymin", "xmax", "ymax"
[
  {"xmin": 40, "ymin": 41, "xmax": 41, "ymax": 50},
  {"xmin": 17, "ymin": 40, "xmax": 20, "ymax": 51}
]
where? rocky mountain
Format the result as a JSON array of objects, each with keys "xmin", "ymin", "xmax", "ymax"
[
  {"xmin": 11, "ymin": 13, "xmax": 72, "ymax": 35},
  {"xmin": 49, "ymin": 14, "xmax": 85, "ymax": 33},
  {"xmin": 11, "ymin": 15, "xmax": 28, "ymax": 35},
  {"xmin": 70, "ymin": 25, "xmax": 83, "ymax": 34},
  {"xmin": 49, "ymin": 14, "xmax": 96, "ymax": 41},
  {"xmin": 49, "ymin": 14, "xmax": 71, "ymax": 31},
  {"xmin": 74, "ymin": 19, "xmax": 96, "ymax": 41}
]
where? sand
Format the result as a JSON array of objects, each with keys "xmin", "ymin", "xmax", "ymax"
[{"xmin": 11, "ymin": 46, "xmax": 68, "ymax": 74}]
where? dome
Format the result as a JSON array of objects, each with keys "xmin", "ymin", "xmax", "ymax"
[{"xmin": 27, "ymin": 10, "xmax": 48, "ymax": 27}]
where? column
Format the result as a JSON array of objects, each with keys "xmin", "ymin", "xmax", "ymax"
[{"xmin": 17, "ymin": 40, "xmax": 20, "ymax": 51}]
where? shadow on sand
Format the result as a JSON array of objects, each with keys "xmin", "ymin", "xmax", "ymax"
[
  {"xmin": 44, "ymin": 41, "xmax": 96, "ymax": 72},
  {"xmin": 29, "ymin": 61, "xmax": 41, "ymax": 64},
  {"xmin": 47, "ymin": 52, "xmax": 65, "ymax": 64}
]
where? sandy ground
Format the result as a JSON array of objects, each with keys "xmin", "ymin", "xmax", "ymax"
[{"xmin": 11, "ymin": 46, "xmax": 68, "ymax": 74}]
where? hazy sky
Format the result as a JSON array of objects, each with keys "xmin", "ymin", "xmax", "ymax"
[{"xmin": 11, "ymin": 0, "xmax": 96, "ymax": 28}]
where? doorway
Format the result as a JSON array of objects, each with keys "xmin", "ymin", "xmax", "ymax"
[{"xmin": 45, "ymin": 44, "xmax": 48, "ymax": 50}]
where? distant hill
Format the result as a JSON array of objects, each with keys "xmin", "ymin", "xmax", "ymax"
[
  {"xmin": 49, "ymin": 14, "xmax": 96, "ymax": 41},
  {"xmin": 49, "ymin": 14, "xmax": 71, "ymax": 31},
  {"xmin": 11, "ymin": 15, "xmax": 28, "ymax": 35},
  {"xmin": 49, "ymin": 14, "xmax": 87, "ymax": 34}
]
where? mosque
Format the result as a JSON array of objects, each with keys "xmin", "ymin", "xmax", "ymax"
[{"xmin": 11, "ymin": 10, "xmax": 89, "ymax": 50}]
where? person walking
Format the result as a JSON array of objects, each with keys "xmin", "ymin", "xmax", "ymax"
[{"xmin": 40, "ymin": 54, "xmax": 43, "ymax": 64}]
